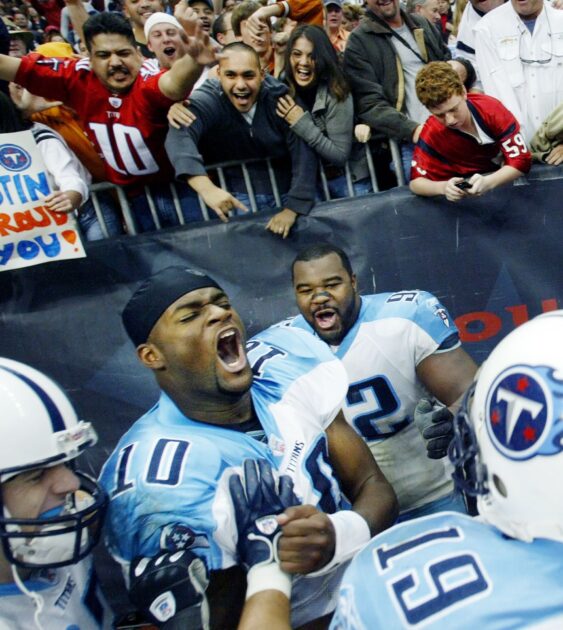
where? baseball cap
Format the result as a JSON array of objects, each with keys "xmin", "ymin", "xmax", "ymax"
[
  {"xmin": 122, "ymin": 267, "xmax": 223, "ymax": 347},
  {"xmin": 324, "ymin": 0, "xmax": 343, "ymax": 7},
  {"xmin": 44, "ymin": 25, "xmax": 62, "ymax": 34},
  {"xmin": 144, "ymin": 12, "xmax": 183, "ymax": 39},
  {"xmin": 188, "ymin": 0, "xmax": 214, "ymax": 11}
]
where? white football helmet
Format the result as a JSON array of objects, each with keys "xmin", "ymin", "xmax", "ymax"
[
  {"xmin": 0, "ymin": 358, "xmax": 108, "ymax": 569},
  {"xmin": 450, "ymin": 310, "xmax": 563, "ymax": 542}
]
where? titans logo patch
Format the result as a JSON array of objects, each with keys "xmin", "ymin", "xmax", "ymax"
[{"xmin": 486, "ymin": 365, "xmax": 563, "ymax": 460}]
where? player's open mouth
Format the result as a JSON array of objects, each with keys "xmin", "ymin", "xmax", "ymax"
[
  {"xmin": 217, "ymin": 328, "xmax": 247, "ymax": 372},
  {"xmin": 163, "ymin": 46, "xmax": 177, "ymax": 57},
  {"xmin": 313, "ymin": 308, "xmax": 339, "ymax": 330}
]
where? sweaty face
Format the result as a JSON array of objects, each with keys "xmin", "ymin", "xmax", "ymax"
[
  {"xmin": 429, "ymin": 91, "xmax": 470, "ymax": 130},
  {"xmin": 511, "ymin": 0, "xmax": 543, "ymax": 18},
  {"xmin": 219, "ymin": 50, "xmax": 263, "ymax": 113},
  {"xmin": 148, "ymin": 24, "xmax": 187, "ymax": 68},
  {"xmin": 89, "ymin": 33, "xmax": 143, "ymax": 94},
  {"xmin": 148, "ymin": 287, "xmax": 253, "ymax": 398},
  {"xmin": 124, "ymin": 0, "xmax": 164, "ymax": 27},
  {"xmin": 190, "ymin": 1, "xmax": 214, "ymax": 33},
  {"xmin": 293, "ymin": 253, "xmax": 361, "ymax": 345},
  {"xmin": 290, "ymin": 36, "xmax": 316, "ymax": 88},
  {"xmin": 365, "ymin": 0, "xmax": 401, "ymax": 23}
]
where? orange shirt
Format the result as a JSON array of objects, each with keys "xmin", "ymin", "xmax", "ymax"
[
  {"xmin": 281, "ymin": 0, "xmax": 324, "ymax": 26},
  {"xmin": 31, "ymin": 105, "xmax": 106, "ymax": 182}
]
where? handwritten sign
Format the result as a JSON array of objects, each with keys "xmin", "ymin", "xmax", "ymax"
[{"xmin": 0, "ymin": 130, "xmax": 86, "ymax": 271}]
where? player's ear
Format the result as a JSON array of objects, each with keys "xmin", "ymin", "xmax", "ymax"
[
  {"xmin": 137, "ymin": 342, "xmax": 165, "ymax": 370},
  {"xmin": 351, "ymin": 273, "xmax": 358, "ymax": 292}
]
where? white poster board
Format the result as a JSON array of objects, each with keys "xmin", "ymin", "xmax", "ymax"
[{"xmin": 0, "ymin": 130, "xmax": 86, "ymax": 271}]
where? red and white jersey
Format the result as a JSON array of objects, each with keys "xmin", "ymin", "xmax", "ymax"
[
  {"xmin": 15, "ymin": 54, "xmax": 176, "ymax": 190},
  {"xmin": 411, "ymin": 93, "xmax": 531, "ymax": 182}
]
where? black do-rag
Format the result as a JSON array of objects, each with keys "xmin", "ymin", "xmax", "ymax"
[{"xmin": 122, "ymin": 266, "xmax": 222, "ymax": 347}]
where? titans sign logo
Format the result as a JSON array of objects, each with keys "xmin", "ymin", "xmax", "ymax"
[
  {"xmin": 486, "ymin": 365, "xmax": 563, "ymax": 460},
  {"xmin": 0, "ymin": 144, "xmax": 31, "ymax": 172}
]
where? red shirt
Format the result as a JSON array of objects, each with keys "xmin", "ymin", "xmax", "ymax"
[
  {"xmin": 16, "ymin": 54, "xmax": 176, "ymax": 191},
  {"xmin": 411, "ymin": 93, "xmax": 531, "ymax": 182}
]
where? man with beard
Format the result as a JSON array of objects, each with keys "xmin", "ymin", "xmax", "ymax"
[
  {"xmin": 0, "ymin": 10, "xmax": 215, "ymax": 232},
  {"xmin": 165, "ymin": 42, "xmax": 319, "ymax": 237},
  {"xmin": 287, "ymin": 243, "xmax": 477, "ymax": 521},
  {"xmin": 99, "ymin": 266, "xmax": 397, "ymax": 628}
]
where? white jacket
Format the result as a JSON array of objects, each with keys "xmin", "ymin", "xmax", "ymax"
[{"xmin": 475, "ymin": 0, "xmax": 563, "ymax": 142}]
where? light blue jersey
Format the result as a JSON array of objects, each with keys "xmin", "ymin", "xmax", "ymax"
[
  {"xmin": 99, "ymin": 326, "xmax": 348, "ymax": 625},
  {"xmin": 289, "ymin": 292, "xmax": 461, "ymax": 513},
  {"xmin": 331, "ymin": 512, "xmax": 563, "ymax": 629}
]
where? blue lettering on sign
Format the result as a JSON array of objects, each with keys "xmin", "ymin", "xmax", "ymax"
[
  {"xmin": 0, "ymin": 144, "xmax": 32, "ymax": 172},
  {"xmin": 0, "ymin": 172, "xmax": 50, "ymax": 205}
]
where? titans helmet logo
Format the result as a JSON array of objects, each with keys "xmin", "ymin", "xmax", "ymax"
[{"xmin": 486, "ymin": 365, "xmax": 563, "ymax": 460}]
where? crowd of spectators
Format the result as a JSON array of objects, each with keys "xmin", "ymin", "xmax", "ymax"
[
  {"xmin": 0, "ymin": 0, "xmax": 562, "ymax": 241},
  {"xmin": 1, "ymin": 0, "xmax": 563, "ymax": 628}
]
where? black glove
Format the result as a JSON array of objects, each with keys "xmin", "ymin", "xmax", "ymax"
[
  {"xmin": 129, "ymin": 549, "xmax": 209, "ymax": 629},
  {"xmin": 229, "ymin": 458, "xmax": 299, "ymax": 570},
  {"xmin": 414, "ymin": 398, "xmax": 454, "ymax": 459}
]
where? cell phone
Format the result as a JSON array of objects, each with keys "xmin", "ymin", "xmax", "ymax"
[{"xmin": 455, "ymin": 179, "xmax": 472, "ymax": 190}]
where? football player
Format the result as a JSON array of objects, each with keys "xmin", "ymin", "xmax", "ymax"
[
  {"xmin": 332, "ymin": 310, "xmax": 563, "ymax": 628},
  {"xmin": 288, "ymin": 243, "xmax": 478, "ymax": 520},
  {"xmin": 0, "ymin": 358, "xmax": 110, "ymax": 629},
  {"xmin": 230, "ymin": 310, "xmax": 563, "ymax": 629},
  {"xmin": 99, "ymin": 267, "xmax": 397, "ymax": 628}
]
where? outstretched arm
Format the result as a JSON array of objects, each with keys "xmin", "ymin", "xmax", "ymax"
[
  {"xmin": 158, "ymin": 4, "xmax": 216, "ymax": 101},
  {"xmin": 0, "ymin": 54, "xmax": 22, "ymax": 83},
  {"xmin": 63, "ymin": 0, "xmax": 89, "ymax": 49},
  {"xmin": 230, "ymin": 460, "xmax": 298, "ymax": 630}
]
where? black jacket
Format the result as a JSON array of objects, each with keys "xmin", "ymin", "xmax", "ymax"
[
  {"xmin": 165, "ymin": 75, "xmax": 318, "ymax": 215},
  {"xmin": 343, "ymin": 10, "xmax": 450, "ymax": 142}
]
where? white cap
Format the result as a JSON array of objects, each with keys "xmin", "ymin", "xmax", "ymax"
[{"xmin": 144, "ymin": 12, "xmax": 183, "ymax": 39}]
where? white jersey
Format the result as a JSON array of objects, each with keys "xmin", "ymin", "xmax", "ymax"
[
  {"xmin": 0, "ymin": 557, "xmax": 112, "ymax": 630},
  {"xmin": 289, "ymin": 291, "xmax": 461, "ymax": 513},
  {"xmin": 331, "ymin": 512, "xmax": 563, "ymax": 630},
  {"xmin": 99, "ymin": 325, "xmax": 349, "ymax": 627}
]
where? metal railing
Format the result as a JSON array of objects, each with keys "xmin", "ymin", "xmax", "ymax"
[{"xmin": 86, "ymin": 140, "xmax": 406, "ymax": 238}]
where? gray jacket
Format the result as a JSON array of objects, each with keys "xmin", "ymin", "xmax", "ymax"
[
  {"xmin": 343, "ymin": 10, "xmax": 450, "ymax": 142},
  {"xmin": 290, "ymin": 83, "xmax": 369, "ymax": 182}
]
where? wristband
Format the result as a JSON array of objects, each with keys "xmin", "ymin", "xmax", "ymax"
[
  {"xmin": 308, "ymin": 511, "xmax": 370, "ymax": 577},
  {"xmin": 246, "ymin": 562, "xmax": 292, "ymax": 600}
]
